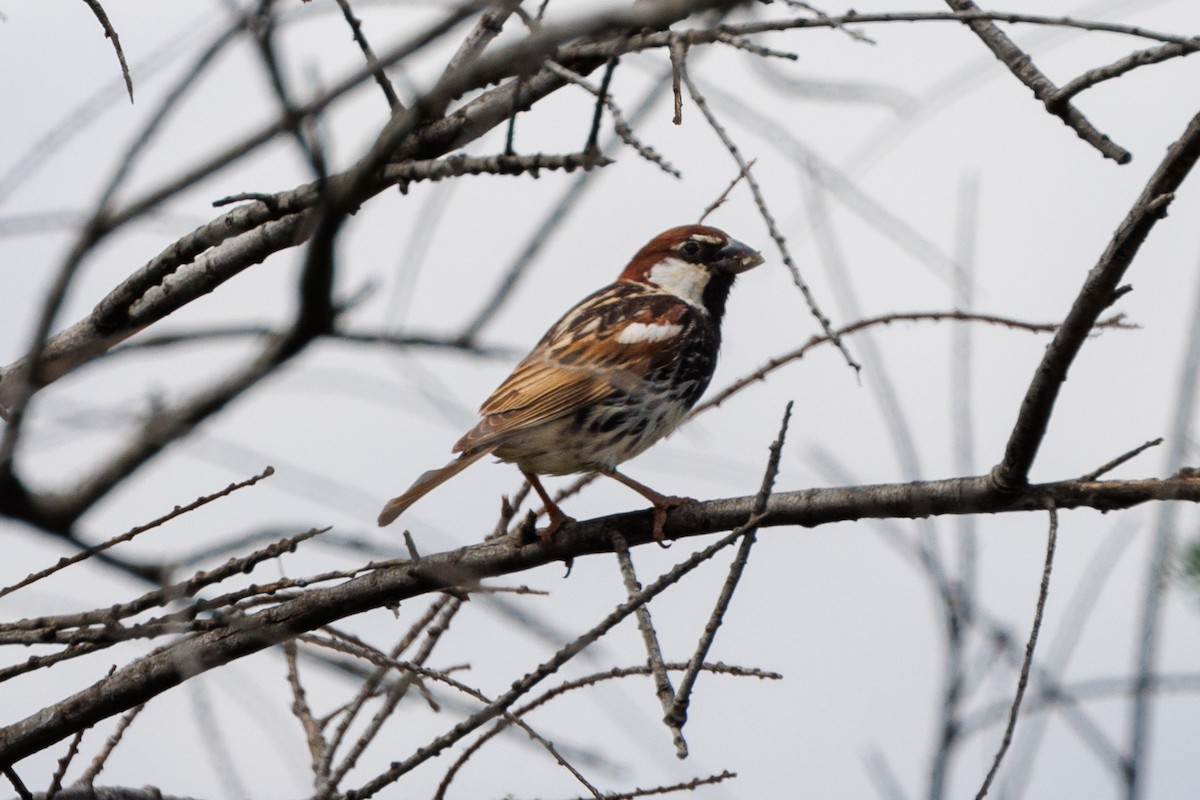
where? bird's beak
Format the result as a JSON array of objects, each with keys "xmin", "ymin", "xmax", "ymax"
[{"xmin": 715, "ymin": 238, "xmax": 764, "ymax": 274}]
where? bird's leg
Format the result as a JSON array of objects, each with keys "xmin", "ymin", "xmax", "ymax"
[
  {"xmin": 522, "ymin": 470, "xmax": 574, "ymax": 545},
  {"xmin": 599, "ymin": 468, "xmax": 694, "ymax": 546}
]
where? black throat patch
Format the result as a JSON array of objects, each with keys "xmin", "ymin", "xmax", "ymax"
[{"xmin": 701, "ymin": 270, "xmax": 736, "ymax": 320}]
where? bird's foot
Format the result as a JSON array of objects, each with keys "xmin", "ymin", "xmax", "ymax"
[
  {"xmin": 649, "ymin": 495, "xmax": 695, "ymax": 548},
  {"xmin": 538, "ymin": 506, "xmax": 576, "ymax": 548}
]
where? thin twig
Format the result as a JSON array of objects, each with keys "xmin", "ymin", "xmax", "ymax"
[
  {"xmin": 456, "ymin": 65, "xmax": 681, "ymax": 342},
  {"xmin": 313, "ymin": 596, "xmax": 454, "ymax": 785},
  {"xmin": 76, "ymin": 704, "xmax": 145, "ymax": 786},
  {"xmin": 693, "ymin": 310, "xmax": 1135, "ymax": 416},
  {"xmin": 991, "ymin": 109, "xmax": 1200, "ymax": 492},
  {"xmin": 0, "ymin": 528, "xmax": 330, "ymax": 654},
  {"xmin": 563, "ymin": 769, "xmax": 738, "ymax": 799},
  {"xmin": 681, "ymin": 67, "xmax": 860, "ymax": 375},
  {"xmin": 0, "ymin": 466, "xmax": 274, "ymax": 599},
  {"xmin": 439, "ymin": 0, "xmax": 521, "ymax": 81},
  {"xmin": 352, "ymin": 527, "xmax": 751, "ymax": 799},
  {"xmin": 80, "ymin": 0, "xmax": 134, "ymax": 102},
  {"xmin": 975, "ymin": 507, "xmax": 1058, "ymax": 799},
  {"xmin": 584, "ymin": 58, "xmax": 617, "ymax": 154},
  {"xmin": 2, "ymin": 767, "xmax": 31, "ymax": 800},
  {"xmin": 698, "ymin": 159, "xmax": 755, "ymax": 224},
  {"xmin": 323, "ymin": 599, "xmax": 464, "ymax": 797},
  {"xmin": 1051, "ymin": 41, "xmax": 1200, "ymax": 106},
  {"xmin": 943, "ymin": 0, "xmax": 1128, "ymax": 161},
  {"xmin": 490, "ymin": 480, "xmax": 530, "ymax": 539},
  {"xmin": 988, "ymin": 518, "xmax": 1139, "ymax": 796},
  {"xmin": 435, "ymin": 664, "xmax": 777, "ymax": 799},
  {"xmin": 504, "ymin": 70, "xmax": 525, "ymax": 155},
  {"xmin": 284, "ymin": 640, "xmax": 327, "ymax": 781},
  {"xmin": 544, "ymin": 61, "xmax": 681, "ymax": 177},
  {"xmin": 107, "ymin": 326, "xmax": 513, "ymax": 358},
  {"xmin": 1079, "ymin": 438, "xmax": 1164, "ymax": 482},
  {"xmin": 667, "ymin": 402, "xmax": 792, "ymax": 735},
  {"xmin": 782, "ymin": 0, "xmax": 876, "ymax": 45},
  {"xmin": 46, "ymin": 730, "xmax": 86, "ymax": 800},
  {"xmin": 304, "ymin": 631, "xmax": 607, "ymax": 800},
  {"xmin": 404, "ymin": 531, "xmax": 421, "ymax": 561},
  {"xmin": 543, "ymin": 13, "xmax": 1200, "ymax": 78},
  {"xmin": 610, "ymin": 532, "xmax": 684, "ymax": 756},
  {"xmin": 713, "ymin": 30, "xmax": 798, "ymax": 60},
  {"xmin": 669, "ymin": 36, "xmax": 687, "ymax": 124},
  {"xmin": 929, "ymin": 173, "xmax": 981, "ymax": 800},
  {"xmin": 0, "ymin": 643, "xmax": 105, "ymax": 684},
  {"xmin": 252, "ymin": 0, "xmax": 328, "ymax": 183},
  {"xmin": 334, "ymin": 0, "xmax": 401, "ymax": 110}
]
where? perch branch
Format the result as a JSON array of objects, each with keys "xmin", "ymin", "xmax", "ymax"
[{"xmin": 4, "ymin": 473, "xmax": 1200, "ymax": 765}]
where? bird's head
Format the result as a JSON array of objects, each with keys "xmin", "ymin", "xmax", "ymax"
[{"xmin": 619, "ymin": 225, "xmax": 763, "ymax": 318}]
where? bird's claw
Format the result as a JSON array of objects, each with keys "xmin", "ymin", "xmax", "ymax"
[
  {"xmin": 650, "ymin": 495, "xmax": 695, "ymax": 548},
  {"xmin": 538, "ymin": 508, "xmax": 575, "ymax": 548}
]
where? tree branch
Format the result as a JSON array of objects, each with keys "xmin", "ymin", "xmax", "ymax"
[
  {"xmin": 991, "ymin": 108, "xmax": 1200, "ymax": 491},
  {"xmin": 3, "ymin": 472, "xmax": 1200, "ymax": 765},
  {"xmin": 80, "ymin": 0, "xmax": 133, "ymax": 103},
  {"xmin": 942, "ymin": 0, "xmax": 1128, "ymax": 163}
]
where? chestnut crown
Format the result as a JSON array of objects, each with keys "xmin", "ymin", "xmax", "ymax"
[{"xmin": 618, "ymin": 225, "xmax": 763, "ymax": 317}]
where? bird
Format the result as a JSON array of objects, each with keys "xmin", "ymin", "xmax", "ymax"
[{"xmin": 378, "ymin": 224, "xmax": 763, "ymax": 543}]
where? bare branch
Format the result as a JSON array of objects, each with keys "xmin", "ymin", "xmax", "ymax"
[
  {"xmin": 975, "ymin": 507, "xmax": 1058, "ymax": 799},
  {"xmin": 610, "ymin": 532, "xmax": 684, "ymax": 755},
  {"xmin": 681, "ymin": 67, "xmax": 860, "ymax": 375},
  {"xmin": 46, "ymin": 731, "xmax": 85, "ymax": 800},
  {"xmin": 693, "ymin": 310, "xmax": 1135, "ymax": 416},
  {"xmin": 80, "ymin": 0, "xmax": 133, "ymax": 103},
  {"xmin": 666, "ymin": 403, "xmax": 791, "ymax": 736},
  {"xmin": 334, "ymin": 0, "xmax": 401, "ymax": 110},
  {"xmin": 76, "ymin": 705, "xmax": 145, "ymax": 787},
  {"xmin": 435, "ymin": 664, "xmax": 772, "ymax": 798},
  {"xmin": 697, "ymin": 159, "xmax": 755, "ymax": 224},
  {"xmin": 543, "ymin": 61, "xmax": 680, "ymax": 176},
  {"xmin": 3, "ymin": 766, "xmax": 31, "ymax": 800},
  {"xmin": 456, "ymin": 74, "xmax": 677, "ymax": 342},
  {"xmin": 0, "ymin": 467, "xmax": 274, "ymax": 598},
  {"xmin": 669, "ymin": 36, "xmax": 686, "ymax": 125},
  {"xmin": 440, "ymin": 0, "xmax": 521, "ymax": 80},
  {"xmin": 321, "ymin": 599, "xmax": 463, "ymax": 796},
  {"xmin": 1052, "ymin": 41, "xmax": 1200, "ymax": 106},
  {"xmin": 584, "ymin": 58, "xmax": 617, "ymax": 154},
  {"xmin": 570, "ymin": 769, "xmax": 739, "ymax": 799},
  {"xmin": 353, "ymin": 531, "xmax": 746, "ymax": 798},
  {"xmin": 992, "ymin": 109, "xmax": 1200, "ymax": 492},
  {"xmin": 7, "ymin": 471, "xmax": 1200, "ymax": 764},
  {"xmin": 942, "ymin": 0, "xmax": 1128, "ymax": 162},
  {"xmin": 713, "ymin": 30, "xmax": 797, "ymax": 60},
  {"xmin": 1079, "ymin": 439, "xmax": 1164, "ymax": 482},
  {"xmin": 283, "ymin": 641, "xmax": 326, "ymax": 781},
  {"xmin": 563, "ymin": 14, "xmax": 1200, "ymax": 63},
  {"xmin": 304, "ymin": 630, "xmax": 607, "ymax": 799}
]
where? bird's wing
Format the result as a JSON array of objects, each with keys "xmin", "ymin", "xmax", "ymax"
[{"xmin": 454, "ymin": 284, "xmax": 698, "ymax": 453}]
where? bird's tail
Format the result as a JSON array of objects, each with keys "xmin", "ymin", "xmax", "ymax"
[{"xmin": 377, "ymin": 448, "xmax": 493, "ymax": 527}]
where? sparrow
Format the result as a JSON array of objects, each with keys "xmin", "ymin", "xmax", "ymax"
[{"xmin": 378, "ymin": 224, "xmax": 763, "ymax": 543}]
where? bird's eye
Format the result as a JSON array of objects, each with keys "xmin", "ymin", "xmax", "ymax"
[{"xmin": 680, "ymin": 241, "xmax": 701, "ymax": 258}]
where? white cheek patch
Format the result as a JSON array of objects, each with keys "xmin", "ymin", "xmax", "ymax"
[
  {"xmin": 646, "ymin": 257, "xmax": 710, "ymax": 308},
  {"xmin": 616, "ymin": 322, "xmax": 684, "ymax": 344}
]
